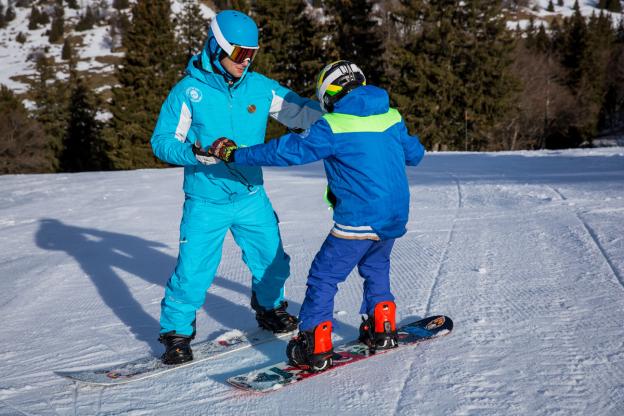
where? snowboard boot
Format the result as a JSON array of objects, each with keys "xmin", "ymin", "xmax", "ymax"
[
  {"xmin": 359, "ymin": 301, "xmax": 399, "ymax": 352},
  {"xmin": 159, "ymin": 331, "xmax": 194, "ymax": 365},
  {"xmin": 252, "ymin": 293, "xmax": 298, "ymax": 333},
  {"xmin": 286, "ymin": 320, "xmax": 334, "ymax": 372}
]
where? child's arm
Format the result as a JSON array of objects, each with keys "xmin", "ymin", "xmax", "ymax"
[
  {"xmin": 234, "ymin": 120, "xmax": 334, "ymax": 167},
  {"xmin": 398, "ymin": 121, "xmax": 426, "ymax": 166}
]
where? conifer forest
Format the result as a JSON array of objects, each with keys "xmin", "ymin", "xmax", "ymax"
[{"xmin": 1, "ymin": 0, "xmax": 623, "ymax": 173}]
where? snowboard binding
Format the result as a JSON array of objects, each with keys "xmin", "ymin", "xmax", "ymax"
[
  {"xmin": 252, "ymin": 293, "xmax": 299, "ymax": 333},
  {"xmin": 286, "ymin": 321, "xmax": 334, "ymax": 372},
  {"xmin": 359, "ymin": 301, "xmax": 399, "ymax": 352}
]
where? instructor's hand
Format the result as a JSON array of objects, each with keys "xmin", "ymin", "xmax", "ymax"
[
  {"xmin": 192, "ymin": 140, "xmax": 220, "ymax": 165},
  {"xmin": 209, "ymin": 137, "xmax": 238, "ymax": 163}
]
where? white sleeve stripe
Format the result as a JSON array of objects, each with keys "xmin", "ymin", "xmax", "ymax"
[
  {"xmin": 175, "ymin": 102, "xmax": 192, "ymax": 143},
  {"xmin": 270, "ymin": 90, "xmax": 322, "ymax": 129},
  {"xmin": 270, "ymin": 90, "xmax": 284, "ymax": 113}
]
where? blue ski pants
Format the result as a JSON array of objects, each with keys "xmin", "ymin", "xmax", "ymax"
[
  {"xmin": 160, "ymin": 189, "xmax": 290, "ymax": 336},
  {"xmin": 298, "ymin": 234, "xmax": 395, "ymax": 331}
]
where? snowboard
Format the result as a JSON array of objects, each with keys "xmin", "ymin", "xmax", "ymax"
[
  {"xmin": 227, "ymin": 315, "xmax": 453, "ymax": 393},
  {"xmin": 56, "ymin": 328, "xmax": 294, "ymax": 386}
]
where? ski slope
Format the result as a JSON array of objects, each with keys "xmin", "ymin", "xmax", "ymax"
[{"xmin": 0, "ymin": 148, "xmax": 623, "ymax": 415}]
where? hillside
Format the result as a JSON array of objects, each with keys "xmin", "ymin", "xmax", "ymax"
[
  {"xmin": 0, "ymin": 0, "xmax": 621, "ymax": 96},
  {"xmin": 0, "ymin": 0, "xmax": 215, "ymax": 96}
]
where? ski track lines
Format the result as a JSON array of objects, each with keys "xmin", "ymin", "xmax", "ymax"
[
  {"xmin": 393, "ymin": 179, "xmax": 624, "ymax": 415},
  {"xmin": 574, "ymin": 212, "xmax": 624, "ymax": 292},
  {"xmin": 391, "ymin": 174, "xmax": 464, "ymax": 415}
]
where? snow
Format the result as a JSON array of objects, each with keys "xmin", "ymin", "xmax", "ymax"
[{"xmin": 1, "ymin": 148, "xmax": 623, "ymax": 414}]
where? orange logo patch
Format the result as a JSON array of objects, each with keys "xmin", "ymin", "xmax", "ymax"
[
  {"xmin": 425, "ymin": 316, "xmax": 445, "ymax": 330},
  {"xmin": 247, "ymin": 104, "xmax": 256, "ymax": 113}
]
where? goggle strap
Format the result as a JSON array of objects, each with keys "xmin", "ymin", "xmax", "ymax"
[{"xmin": 210, "ymin": 18, "xmax": 234, "ymax": 56}]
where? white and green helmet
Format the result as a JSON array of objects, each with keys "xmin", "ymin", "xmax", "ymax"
[{"xmin": 316, "ymin": 60, "xmax": 366, "ymax": 112}]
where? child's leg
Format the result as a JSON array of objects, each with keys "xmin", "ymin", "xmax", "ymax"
[
  {"xmin": 357, "ymin": 239, "xmax": 396, "ymax": 315},
  {"xmin": 298, "ymin": 234, "xmax": 374, "ymax": 331}
]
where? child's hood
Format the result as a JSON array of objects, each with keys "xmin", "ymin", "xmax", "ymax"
[{"xmin": 332, "ymin": 85, "xmax": 390, "ymax": 116}]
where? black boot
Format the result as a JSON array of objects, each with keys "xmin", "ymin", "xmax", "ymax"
[
  {"xmin": 359, "ymin": 301, "xmax": 399, "ymax": 351},
  {"xmin": 251, "ymin": 293, "xmax": 298, "ymax": 333},
  {"xmin": 286, "ymin": 321, "xmax": 333, "ymax": 372},
  {"xmin": 159, "ymin": 332, "xmax": 193, "ymax": 365}
]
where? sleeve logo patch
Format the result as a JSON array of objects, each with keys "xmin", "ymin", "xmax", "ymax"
[
  {"xmin": 247, "ymin": 104, "xmax": 256, "ymax": 113},
  {"xmin": 186, "ymin": 87, "xmax": 203, "ymax": 103}
]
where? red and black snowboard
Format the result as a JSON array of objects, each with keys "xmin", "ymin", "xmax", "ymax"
[{"xmin": 227, "ymin": 315, "xmax": 453, "ymax": 393}]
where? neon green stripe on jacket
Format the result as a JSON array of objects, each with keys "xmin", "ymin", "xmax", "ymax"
[{"xmin": 322, "ymin": 108, "xmax": 402, "ymax": 134}]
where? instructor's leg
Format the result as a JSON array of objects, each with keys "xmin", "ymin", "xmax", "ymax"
[
  {"xmin": 230, "ymin": 192, "xmax": 290, "ymax": 310},
  {"xmin": 160, "ymin": 198, "xmax": 231, "ymax": 336}
]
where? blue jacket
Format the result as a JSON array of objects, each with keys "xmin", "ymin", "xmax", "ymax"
[
  {"xmin": 151, "ymin": 55, "xmax": 322, "ymax": 203},
  {"xmin": 234, "ymin": 85, "xmax": 425, "ymax": 239}
]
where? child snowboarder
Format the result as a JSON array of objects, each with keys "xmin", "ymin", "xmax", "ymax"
[{"xmin": 204, "ymin": 60, "xmax": 425, "ymax": 371}]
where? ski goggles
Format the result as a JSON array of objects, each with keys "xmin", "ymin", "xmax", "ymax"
[
  {"xmin": 228, "ymin": 45, "xmax": 258, "ymax": 64},
  {"xmin": 210, "ymin": 19, "xmax": 259, "ymax": 64}
]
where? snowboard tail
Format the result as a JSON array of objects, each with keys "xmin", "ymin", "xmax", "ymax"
[
  {"xmin": 227, "ymin": 315, "xmax": 453, "ymax": 393},
  {"xmin": 56, "ymin": 328, "xmax": 293, "ymax": 386}
]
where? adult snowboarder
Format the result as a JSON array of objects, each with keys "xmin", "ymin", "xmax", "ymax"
[
  {"xmin": 206, "ymin": 60, "xmax": 426, "ymax": 371},
  {"xmin": 151, "ymin": 10, "xmax": 322, "ymax": 365}
]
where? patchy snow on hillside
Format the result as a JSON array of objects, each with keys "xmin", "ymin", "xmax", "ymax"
[{"xmin": 0, "ymin": 0, "xmax": 215, "ymax": 93}]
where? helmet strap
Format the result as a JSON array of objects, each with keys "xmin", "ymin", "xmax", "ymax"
[
  {"xmin": 325, "ymin": 81, "xmax": 361, "ymax": 112},
  {"xmin": 207, "ymin": 37, "xmax": 234, "ymax": 82}
]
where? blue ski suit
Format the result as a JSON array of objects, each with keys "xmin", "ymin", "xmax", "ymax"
[
  {"xmin": 234, "ymin": 85, "xmax": 425, "ymax": 330},
  {"xmin": 151, "ymin": 55, "xmax": 322, "ymax": 336}
]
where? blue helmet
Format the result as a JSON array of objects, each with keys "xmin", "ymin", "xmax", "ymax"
[{"xmin": 201, "ymin": 10, "xmax": 259, "ymax": 78}]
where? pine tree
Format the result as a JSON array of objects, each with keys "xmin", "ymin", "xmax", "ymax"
[
  {"xmin": 547, "ymin": 0, "xmax": 555, "ymax": 12},
  {"xmin": 561, "ymin": 4, "xmax": 588, "ymax": 89},
  {"xmin": 75, "ymin": 6, "xmax": 96, "ymax": 31},
  {"xmin": 28, "ymin": 6, "xmax": 41, "ymax": 30},
  {"xmin": 30, "ymin": 55, "xmax": 70, "ymax": 170},
  {"xmin": 525, "ymin": 16, "xmax": 537, "ymax": 50},
  {"xmin": 251, "ymin": 0, "xmax": 323, "ymax": 139},
  {"xmin": 601, "ymin": 25, "xmax": 624, "ymax": 129},
  {"xmin": 534, "ymin": 24, "xmax": 551, "ymax": 53},
  {"xmin": 6, "ymin": 3, "xmax": 16, "ymax": 22},
  {"xmin": 387, "ymin": 0, "xmax": 518, "ymax": 150},
  {"xmin": 0, "ymin": 85, "xmax": 55, "ymax": 173},
  {"xmin": 105, "ymin": 0, "xmax": 179, "ymax": 169},
  {"xmin": 109, "ymin": 10, "xmax": 131, "ymax": 51},
  {"xmin": 60, "ymin": 76, "xmax": 108, "ymax": 172},
  {"xmin": 113, "ymin": 0, "xmax": 130, "ymax": 9},
  {"xmin": 607, "ymin": 0, "xmax": 622, "ymax": 13},
  {"xmin": 0, "ymin": 4, "xmax": 6, "ymax": 29},
  {"xmin": 61, "ymin": 37, "xmax": 73, "ymax": 60},
  {"xmin": 321, "ymin": 0, "xmax": 385, "ymax": 85},
  {"xmin": 48, "ymin": 2, "xmax": 65, "ymax": 43},
  {"xmin": 213, "ymin": 0, "xmax": 250, "ymax": 13},
  {"xmin": 67, "ymin": 0, "xmax": 79, "ymax": 9},
  {"xmin": 551, "ymin": 8, "xmax": 618, "ymax": 146},
  {"xmin": 252, "ymin": 0, "xmax": 323, "ymax": 98},
  {"xmin": 2, "ymin": 1, "xmax": 16, "ymax": 26},
  {"xmin": 177, "ymin": 0, "xmax": 207, "ymax": 64}
]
